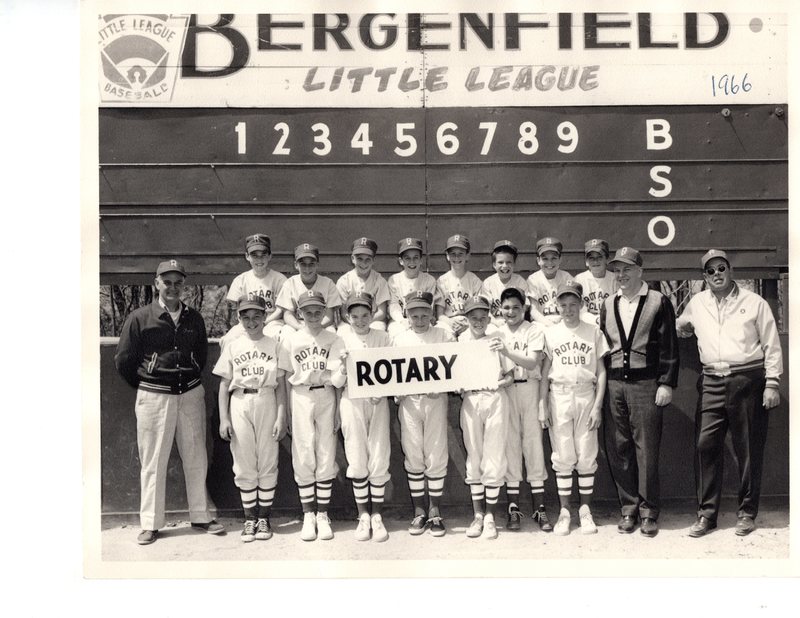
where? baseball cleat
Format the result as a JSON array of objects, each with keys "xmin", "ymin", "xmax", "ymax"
[
  {"xmin": 466, "ymin": 513, "xmax": 484, "ymax": 538},
  {"xmin": 408, "ymin": 514, "xmax": 428, "ymax": 536},
  {"xmin": 300, "ymin": 512, "xmax": 317, "ymax": 541},
  {"xmin": 255, "ymin": 518, "xmax": 272, "ymax": 541},
  {"xmin": 241, "ymin": 519, "xmax": 256, "ymax": 543},
  {"xmin": 355, "ymin": 513, "xmax": 371, "ymax": 541},
  {"xmin": 579, "ymin": 505, "xmax": 598, "ymax": 535},
  {"xmin": 316, "ymin": 512, "xmax": 334, "ymax": 540},
  {"xmin": 371, "ymin": 514, "xmax": 389, "ymax": 542},
  {"xmin": 481, "ymin": 513, "xmax": 498, "ymax": 540},
  {"xmin": 554, "ymin": 508, "xmax": 571, "ymax": 536},
  {"xmin": 427, "ymin": 516, "xmax": 446, "ymax": 537},
  {"xmin": 532, "ymin": 507, "xmax": 554, "ymax": 532},
  {"xmin": 507, "ymin": 505, "xmax": 523, "ymax": 531}
]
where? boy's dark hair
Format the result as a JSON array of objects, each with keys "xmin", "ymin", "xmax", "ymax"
[
  {"xmin": 492, "ymin": 248, "xmax": 517, "ymax": 262},
  {"xmin": 500, "ymin": 287, "xmax": 526, "ymax": 305}
]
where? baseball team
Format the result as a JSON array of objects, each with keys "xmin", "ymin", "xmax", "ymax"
[{"xmin": 114, "ymin": 232, "xmax": 783, "ymax": 546}]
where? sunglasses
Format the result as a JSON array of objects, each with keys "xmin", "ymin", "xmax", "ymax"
[{"xmin": 704, "ymin": 265, "xmax": 727, "ymax": 276}]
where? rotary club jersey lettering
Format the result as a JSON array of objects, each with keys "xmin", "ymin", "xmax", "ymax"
[
  {"xmin": 336, "ymin": 269, "xmax": 391, "ymax": 306},
  {"xmin": 437, "ymin": 271, "xmax": 484, "ymax": 317},
  {"xmin": 392, "ymin": 325, "xmax": 454, "ymax": 347},
  {"xmin": 278, "ymin": 328, "xmax": 344, "ymax": 386},
  {"xmin": 498, "ymin": 320, "xmax": 545, "ymax": 380},
  {"xmin": 387, "ymin": 271, "xmax": 443, "ymax": 316},
  {"xmin": 213, "ymin": 335, "xmax": 282, "ymax": 390},
  {"xmin": 226, "ymin": 269, "xmax": 287, "ymax": 312},
  {"xmin": 543, "ymin": 321, "xmax": 609, "ymax": 385},
  {"xmin": 276, "ymin": 275, "xmax": 342, "ymax": 319},
  {"xmin": 526, "ymin": 270, "xmax": 572, "ymax": 318},
  {"xmin": 481, "ymin": 273, "xmax": 529, "ymax": 318},
  {"xmin": 574, "ymin": 271, "xmax": 618, "ymax": 316}
]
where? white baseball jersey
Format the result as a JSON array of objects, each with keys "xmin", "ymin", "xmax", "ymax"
[
  {"xmin": 213, "ymin": 335, "xmax": 282, "ymax": 390},
  {"xmin": 437, "ymin": 270, "xmax": 484, "ymax": 317},
  {"xmin": 526, "ymin": 269, "xmax": 573, "ymax": 321},
  {"xmin": 480, "ymin": 273, "xmax": 529, "ymax": 319},
  {"xmin": 226, "ymin": 269, "xmax": 287, "ymax": 314},
  {"xmin": 278, "ymin": 327, "xmax": 344, "ymax": 386},
  {"xmin": 392, "ymin": 325, "xmax": 454, "ymax": 347},
  {"xmin": 497, "ymin": 320, "xmax": 545, "ymax": 380},
  {"xmin": 276, "ymin": 274, "xmax": 342, "ymax": 320},
  {"xmin": 543, "ymin": 321, "xmax": 609, "ymax": 385},
  {"xmin": 387, "ymin": 271, "xmax": 444, "ymax": 316},
  {"xmin": 575, "ymin": 270, "xmax": 617, "ymax": 317},
  {"xmin": 336, "ymin": 269, "xmax": 391, "ymax": 307}
]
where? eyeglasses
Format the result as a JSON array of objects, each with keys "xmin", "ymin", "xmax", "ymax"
[{"xmin": 704, "ymin": 265, "xmax": 727, "ymax": 276}]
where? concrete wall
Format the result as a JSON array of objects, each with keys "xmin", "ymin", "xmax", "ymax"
[{"xmin": 100, "ymin": 336, "xmax": 789, "ymax": 516}]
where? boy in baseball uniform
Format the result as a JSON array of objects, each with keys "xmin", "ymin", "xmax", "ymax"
[
  {"xmin": 539, "ymin": 281, "xmax": 609, "ymax": 536},
  {"xmin": 527, "ymin": 237, "xmax": 572, "ymax": 327},
  {"xmin": 387, "ymin": 238, "xmax": 444, "ymax": 338},
  {"xmin": 336, "ymin": 238, "xmax": 391, "ymax": 333},
  {"xmin": 276, "ymin": 243, "xmax": 341, "ymax": 336},
  {"xmin": 278, "ymin": 290, "xmax": 345, "ymax": 541},
  {"xmin": 574, "ymin": 239, "xmax": 617, "ymax": 326},
  {"xmin": 493, "ymin": 287, "xmax": 553, "ymax": 532},
  {"xmin": 437, "ymin": 234, "xmax": 484, "ymax": 338},
  {"xmin": 214, "ymin": 296, "xmax": 287, "ymax": 542},
  {"xmin": 222, "ymin": 234, "xmax": 287, "ymax": 349},
  {"xmin": 330, "ymin": 292, "xmax": 391, "ymax": 542},
  {"xmin": 458, "ymin": 295, "xmax": 515, "ymax": 540},
  {"xmin": 481, "ymin": 240, "xmax": 529, "ymax": 330},
  {"xmin": 392, "ymin": 291, "xmax": 454, "ymax": 536}
]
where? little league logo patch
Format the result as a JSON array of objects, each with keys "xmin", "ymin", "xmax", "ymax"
[{"xmin": 98, "ymin": 14, "xmax": 188, "ymax": 103}]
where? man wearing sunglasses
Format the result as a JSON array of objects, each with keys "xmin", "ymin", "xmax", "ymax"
[{"xmin": 677, "ymin": 250, "xmax": 782, "ymax": 538}]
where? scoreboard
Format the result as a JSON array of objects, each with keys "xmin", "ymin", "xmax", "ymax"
[{"xmin": 97, "ymin": 11, "xmax": 788, "ymax": 284}]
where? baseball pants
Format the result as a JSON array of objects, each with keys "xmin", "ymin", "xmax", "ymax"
[
  {"xmin": 339, "ymin": 395, "xmax": 391, "ymax": 485},
  {"xmin": 398, "ymin": 394, "xmax": 449, "ymax": 478},
  {"xmin": 135, "ymin": 385, "xmax": 213, "ymax": 531},
  {"xmin": 229, "ymin": 388, "xmax": 279, "ymax": 491},
  {"xmin": 604, "ymin": 379, "xmax": 662, "ymax": 520},
  {"xmin": 505, "ymin": 380, "xmax": 547, "ymax": 484},
  {"xmin": 460, "ymin": 390, "xmax": 509, "ymax": 487},
  {"xmin": 695, "ymin": 369, "xmax": 769, "ymax": 521},
  {"xmin": 548, "ymin": 383, "xmax": 599, "ymax": 474},
  {"xmin": 290, "ymin": 385, "xmax": 339, "ymax": 486}
]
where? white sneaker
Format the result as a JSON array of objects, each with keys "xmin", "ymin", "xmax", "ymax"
[
  {"xmin": 371, "ymin": 514, "xmax": 389, "ymax": 543},
  {"xmin": 466, "ymin": 513, "xmax": 484, "ymax": 538},
  {"xmin": 316, "ymin": 511, "xmax": 334, "ymax": 540},
  {"xmin": 554, "ymin": 508, "xmax": 571, "ymax": 536},
  {"xmin": 300, "ymin": 512, "xmax": 317, "ymax": 541},
  {"xmin": 579, "ymin": 505, "xmax": 598, "ymax": 535},
  {"xmin": 481, "ymin": 513, "xmax": 498, "ymax": 540},
  {"xmin": 355, "ymin": 513, "xmax": 371, "ymax": 541}
]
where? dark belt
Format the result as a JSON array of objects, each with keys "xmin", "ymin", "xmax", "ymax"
[
  {"xmin": 513, "ymin": 379, "xmax": 528, "ymax": 384},
  {"xmin": 242, "ymin": 388, "xmax": 260, "ymax": 394},
  {"xmin": 308, "ymin": 384, "xmax": 326, "ymax": 390}
]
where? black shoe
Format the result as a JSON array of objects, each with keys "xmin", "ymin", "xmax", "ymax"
[
  {"xmin": 640, "ymin": 517, "xmax": 658, "ymax": 537},
  {"xmin": 507, "ymin": 506, "xmax": 523, "ymax": 531},
  {"xmin": 688, "ymin": 516, "xmax": 717, "ymax": 538},
  {"xmin": 735, "ymin": 516, "xmax": 756, "ymax": 536},
  {"xmin": 191, "ymin": 520, "xmax": 225, "ymax": 534},
  {"xmin": 427, "ymin": 516, "xmax": 446, "ymax": 537},
  {"xmin": 532, "ymin": 507, "xmax": 553, "ymax": 532},
  {"xmin": 408, "ymin": 514, "xmax": 428, "ymax": 536},
  {"xmin": 617, "ymin": 514, "xmax": 637, "ymax": 534}
]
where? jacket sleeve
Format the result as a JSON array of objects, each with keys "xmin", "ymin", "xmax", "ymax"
[
  {"xmin": 115, "ymin": 313, "xmax": 142, "ymax": 389},
  {"xmin": 194, "ymin": 312, "xmax": 209, "ymax": 371},
  {"xmin": 655, "ymin": 295, "xmax": 680, "ymax": 387},
  {"xmin": 756, "ymin": 298, "xmax": 783, "ymax": 385}
]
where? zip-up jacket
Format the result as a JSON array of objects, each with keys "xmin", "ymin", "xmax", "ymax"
[
  {"xmin": 115, "ymin": 301, "xmax": 208, "ymax": 394},
  {"xmin": 599, "ymin": 289, "xmax": 679, "ymax": 387}
]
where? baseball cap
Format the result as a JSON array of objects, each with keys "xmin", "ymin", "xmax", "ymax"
[
  {"xmin": 294, "ymin": 243, "xmax": 320, "ymax": 261},
  {"xmin": 297, "ymin": 290, "xmax": 327, "ymax": 309},
  {"xmin": 701, "ymin": 249, "xmax": 730, "ymax": 269},
  {"xmin": 246, "ymin": 234, "xmax": 271, "ymax": 253},
  {"xmin": 445, "ymin": 234, "xmax": 471, "ymax": 252},
  {"xmin": 584, "ymin": 239, "xmax": 610, "ymax": 257},
  {"xmin": 463, "ymin": 295, "xmax": 492, "ymax": 314},
  {"xmin": 345, "ymin": 291, "xmax": 374, "ymax": 312},
  {"xmin": 238, "ymin": 296, "xmax": 268, "ymax": 313},
  {"xmin": 156, "ymin": 259, "xmax": 187, "ymax": 277},
  {"xmin": 536, "ymin": 237, "xmax": 563, "ymax": 256},
  {"xmin": 404, "ymin": 291, "xmax": 434, "ymax": 311},
  {"xmin": 609, "ymin": 247, "xmax": 643, "ymax": 267},
  {"xmin": 397, "ymin": 237, "xmax": 424, "ymax": 256},
  {"xmin": 351, "ymin": 237, "xmax": 378, "ymax": 257},
  {"xmin": 492, "ymin": 239, "xmax": 518, "ymax": 257},
  {"xmin": 556, "ymin": 280, "xmax": 583, "ymax": 300}
]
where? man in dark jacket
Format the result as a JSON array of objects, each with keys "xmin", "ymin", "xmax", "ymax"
[
  {"xmin": 599, "ymin": 248, "xmax": 679, "ymax": 538},
  {"xmin": 115, "ymin": 260, "xmax": 223, "ymax": 545}
]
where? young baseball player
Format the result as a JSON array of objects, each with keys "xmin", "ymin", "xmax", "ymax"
[
  {"xmin": 574, "ymin": 239, "xmax": 617, "ymax": 325},
  {"xmin": 458, "ymin": 295, "xmax": 515, "ymax": 540},
  {"xmin": 480, "ymin": 240, "xmax": 529, "ymax": 329},
  {"xmin": 222, "ymin": 234, "xmax": 288, "ymax": 350},
  {"xmin": 436, "ymin": 234, "xmax": 484, "ymax": 338},
  {"xmin": 213, "ymin": 296, "xmax": 287, "ymax": 542},
  {"xmin": 336, "ymin": 237, "xmax": 391, "ymax": 333},
  {"xmin": 539, "ymin": 281, "xmax": 609, "ymax": 536},
  {"xmin": 493, "ymin": 287, "xmax": 553, "ymax": 532},
  {"xmin": 386, "ymin": 237, "xmax": 444, "ymax": 338},
  {"xmin": 276, "ymin": 243, "xmax": 341, "ymax": 337},
  {"xmin": 392, "ymin": 291, "xmax": 455, "ymax": 536},
  {"xmin": 330, "ymin": 292, "xmax": 391, "ymax": 542},
  {"xmin": 527, "ymin": 237, "xmax": 572, "ymax": 327},
  {"xmin": 278, "ymin": 290, "xmax": 345, "ymax": 541}
]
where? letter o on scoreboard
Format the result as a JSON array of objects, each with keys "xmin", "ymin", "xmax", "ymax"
[{"xmin": 647, "ymin": 215, "xmax": 676, "ymax": 247}]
